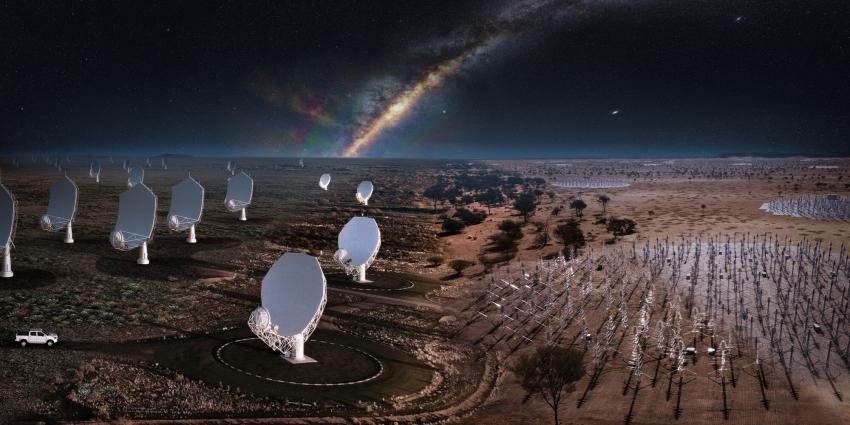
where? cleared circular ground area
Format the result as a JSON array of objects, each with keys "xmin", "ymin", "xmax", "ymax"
[
  {"xmin": 0, "ymin": 268, "xmax": 57, "ymax": 290},
  {"xmin": 216, "ymin": 338, "xmax": 382, "ymax": 385},
  {"xmin": 327, "ymin": 271, "xmax": 415, "ymax": 291}
]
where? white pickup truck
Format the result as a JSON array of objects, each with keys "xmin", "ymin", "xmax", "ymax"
[{"xmin": 15, "ymin": 329, "xmax": 59, "ymax": 347}]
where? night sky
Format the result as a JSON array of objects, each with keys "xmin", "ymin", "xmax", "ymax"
[{"xmin": 2, "ymin": 0, "xmax": 849, "ymax": 159}]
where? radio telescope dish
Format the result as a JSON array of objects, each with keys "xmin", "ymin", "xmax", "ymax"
[
  {"xmin": 355, "ymin": 181, "xmax": 373, "ymax": 206},
  {"xmin": 0, "ymin": 184, "xmax": 16, "ymax": 278},
  {"xmin": 145, "ymin": 157, "xmax": 151, "ymax": 167},
  {"xmin": 89, "ymin": 161, "xmax": 101, "ymax": 182},
  {"xmin": 122, "ymin": 159, "xmax": 130, "ymax": 171},
  {"xmin": 111, "ymin": 183, "xmax": 157, "ymax": 265},
  {"xmin": 128, "ymin": 167, "xmax": 144, "ymax": 188},
  {"xmin": 226, "ymin": 160, "xmax": 236, "ymax": 175},
  {"xmin": 161, "ymin": 158, "xmax": 168, "ymax": 170},
  {"xmin": 225, "ymin": 171, "xmax": 253, "ymax": 221},
  {"xmin": 335, "ymin": 216, "xmax": 380, "ymax": 283},
  {"xmin": 299, "ymin": 158, "xmax": 304, "ymax": 168},
  {"xmin": 319, "ymin": 173, "xmax": 331, "ymax": 190},
  {"xmin": 40, "ymin": 176, "xmax": 78, "ymax": 243},
  {"xmin": 248, "ymin": 252, "xmax": 327, "ymax": 363},
  {"xmin": 167, "ymin": 175, "xmax": 204, "ymax": 243}
]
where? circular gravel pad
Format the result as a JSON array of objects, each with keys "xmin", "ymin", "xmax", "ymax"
[{"xmin": 215, "ymin": 337, "xmax": 383, "ymax": 386}]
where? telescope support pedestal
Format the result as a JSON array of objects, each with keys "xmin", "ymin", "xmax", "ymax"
[
  {"xmin": 240, "ymin": 208, "xmax": 247, "ymax": 221},
  {"xmin": 283, "ymin": 333, "xmax": 317, "ymax": 364},
  {"xmin": 1, "ymin": 244, "xmax": 12, "ymax": 278},
  {"xmin": 64, "ymin": 223, "xmax": 74, "ymax": 244},
  {"xmin": 187, "ymin": 224, "xmax": 197, "ymax": 243},
  {"xmin": 137, "ymin": 241, "xmax": 150, "ymax": 265},
  {"xmin": 353, "ymin": 264, "xmax": 371, "ymax": 283}
]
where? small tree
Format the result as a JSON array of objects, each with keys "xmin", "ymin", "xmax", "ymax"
[
  {"xmin": 511, "ymin": 345, "xmax": 586, "ymax": 425},
  {"xmin": 597, "ymin": 194, "xmax": 610, "ymax": 215},
  {"xmin": 448, "ymin": 259, "xmax": 474, "ymax": 276},
  {"xmin": 476, "ymin": 188, "xmax": 505, "ymax": 215},
  {"xmin": 426, "ymin": 255, "xmax": 444, "ymax": 267},
  {"xmin": 569, "ymin": 199, "xmax": 587, "ymax": 218},
  {"xmin": 554, "ymin": 219, "xmax": 585, "ymax": 257},
  {"xmin": 514, "ymin": 191, "xmax": 538, "ymax": 222},
  {"xmin": 423, "ymin": 184, "xmax": 446, "ymax": 212}
]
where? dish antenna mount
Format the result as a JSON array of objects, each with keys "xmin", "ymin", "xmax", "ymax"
[
  {"xmin": 225, "ymin": 171, "xmax": 253, "ymax": 221},
  {"xmin": 110, "ymin": 183, "xmax": 157, "ymax": 265},
  {"xmin": 335, "ymin": 216, "xmax": 381, "ymax": 283},
  {"xmin": 40, "ymin": 176, "xmax": 78, "ymax": 243},
  {"xmin": 248, "ymin": 252, "xmax": 327, "ymax": 363},
  {"xmin": 0, "ymin": 183, "xmax": 17, "ymax": 278},
  {"xmin": 356, "ymin": 181, "xmax": 373, "ymax": 206},
  {"xmin": 167, "ymin": 175, "xmax": 204, "ymax": 243},
  {"xmin": 319, "ymin": 173, "xmax": 331, "ymax": 190}
]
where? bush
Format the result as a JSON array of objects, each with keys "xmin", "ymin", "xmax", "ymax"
[
  {"xmin": 454, "ymin": 208, "xmax": 487, "ymax": 225},
  {"xmin": 426, "ymin": 255, "xmax": 445, "ymax": 267},
  {"xmin": 498, "ymin": 220, "xmax": 524, "ymax": 240},
  {"xmin": 441, "ymin": 217, "xmax": 466, "ymax": 235},
  {"xmin": 449, "ymin": 259, "xmax": 475, "ymax": 276},
  {"xmin": 607, "ymin": 217, "xmax": 636, "ymax": 237}
]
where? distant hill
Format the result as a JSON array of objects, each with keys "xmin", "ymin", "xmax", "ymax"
[
  {"xmin": 716, "ymin": 152, "xmax": 849, "ymax": 158},
  {"xmin": 152, "ymin": 153, "xmax": 194, "ymax": 158}
]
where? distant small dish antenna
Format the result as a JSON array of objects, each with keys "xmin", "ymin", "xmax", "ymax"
[
  {"xmin": 127, "ymin": 167, "xmax": 144, "ymax": 188},
  {"xmin": 167, "ymin": 175, "xmax": 204, "ymax": 243},
  {"xmin": 319, "ymin": 173, "xmax": 331, "ymax": 190},
  {"xmin": 161, "ymin": 157, "xmax": 168, "ymax": 170},
  {"xmin": 89, "ymin": 160, "xmax": 102, "ymax": 183},
  {"xmin": 355, "ymin": 180, "xmax": 373, "ymax": 206},
  {"xmin": 299, "ymin": 158, "xmax": 304, "ymax": 168},
  {"xmin": 145, "ymin": 157, "xmax": 152, "ymax": 167},
  {"xmin": 40, "ymin": 176, "xmax": 78, "ymax": 244},
  {"xmin": 111, "ymin": 183, "xmax": 157, "ymax": 265},
  {"xmin": 248, "ymin": 252, "xmax": 326, "ymax": 363},
  {"xmin": 225, "ymin": 171, "xmax": 253, "ymax": 221},
  {"xmin": 226, "ymin": 160, "xmax": 236, "ymax": 175},
  {"xmin": 335, "ymin": 216, "xmax": 381, "ymax": 283},
  {"xmin": 0, "ymin": 183, "xmax": 17, "ymax": 278},
  {"xmin": 122, "ymin": 159, "xmax": 130, "ymax": 171}
]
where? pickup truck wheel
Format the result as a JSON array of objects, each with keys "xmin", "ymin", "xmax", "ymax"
[
  {"xmin": 20, "ymin": 341, "xmax": 26, "ymax": 347},
  {"xmin": 47, "ymin": 340, "xmax": 54, "ymax": 347}
]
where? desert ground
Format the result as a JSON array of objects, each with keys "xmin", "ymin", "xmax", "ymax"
[{"xmin": 0, "ymin": 156, "xmax": 848, "ymax": 424}]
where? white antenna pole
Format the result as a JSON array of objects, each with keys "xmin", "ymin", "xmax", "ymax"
[
  {"xmin": 137, "ymin": 241, "xmax": 150, "ymax": 265},
  {"xmin": 187, "ymin": 224, "xmax": 197, "ymax": 244},
  {"xmin": 357, "ymin": 264, "xmax": 367, "ymax": 283},
  {"xmin": 293, "ymin": 333, "xmax": 305, "ymax": 361},
  {"xmin": 2, "ymin": 243, "xmax": 12, "ymax": 278},
  {"xmin": 240, "ymin": 207, "xmax": 247, "ymax": 221},
  {"xmin": 64, "ymin": 222, "xmax": 74, "ymax": 244}
]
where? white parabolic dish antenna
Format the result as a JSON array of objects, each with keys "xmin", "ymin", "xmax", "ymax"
[
  {"xmin": 248, "ymin": 252, "xmax": 327, "ymax": 362},
  {"xmin": 110, "ymin": 183, "xmax": 157, "ymax": 265},
  {"xmin": 168, "ymin": 176, "xmax": 204, "ymax": 243},
  {"xmin": 319, "ymin": 173, "xmax": 331, "ymax": 190},
  {"xmin": 89, "ymin": 161, "xmax": 101, "ymax": 182},
  {"xmin": 0, "ymin": 184, "xmax": 17, "ymax": 278},
  {"xmin": 355, "ymin": 180, "xmax": 373, "ymax": 206},
  {"xmin": 40, "ymin": 176, "xmax": 78, "ymax": 243},
  {"xmin": 225, "ymin": 171, "xmax": 253, "ymax": 221},
  {"xmin": 227, "ymin": 160, "xmax": 236, "ymax": 175},
  {"xmin": 127, "ymin": 166, "xmax": 144, "ymax": 188},
  {"xmin": 335, "ymin": 216, "xmax": 381, "ymax": 283}
]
